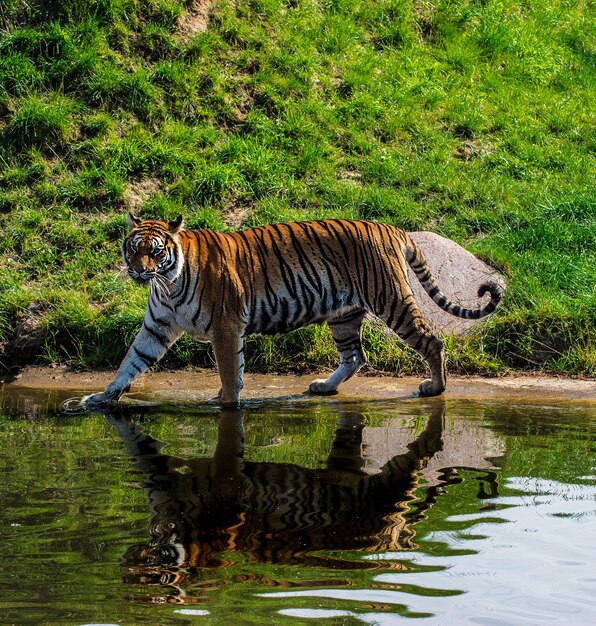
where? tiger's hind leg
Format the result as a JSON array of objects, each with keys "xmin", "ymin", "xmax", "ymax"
[
  {"xmin": 380, "ymin": 294, "xmax": 446, "ymax": 397},
  {"xmin": 309, "ymin": 311, "xmax": 366, "ymax": 395}
]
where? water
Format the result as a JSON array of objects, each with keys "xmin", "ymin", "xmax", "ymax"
[{"xmin": 0, "ymin": 385, "xmax": 594, "ymax": 625}]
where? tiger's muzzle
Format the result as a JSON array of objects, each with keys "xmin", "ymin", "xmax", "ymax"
[{"xmin": 128, "ymin": 268, "xmax": 156, "ymax": 285}]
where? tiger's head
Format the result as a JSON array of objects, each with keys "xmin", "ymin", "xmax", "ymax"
[{"xmin": 123, "ymin": 213, "xmax": 185, "ymax": 288}]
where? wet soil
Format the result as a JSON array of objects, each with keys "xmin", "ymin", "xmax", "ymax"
[{"xmin": 4, "ymin": 366, "xmax": 595, "ymax": 406}]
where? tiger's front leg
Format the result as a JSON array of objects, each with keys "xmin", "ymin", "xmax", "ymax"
[
  {"xmin": 84, "ymin": 322, "xmax": 181, "ymax": 408},
  {"xmin": 211, "ymin": 330, "xmax": 245, "ymax": 407}
]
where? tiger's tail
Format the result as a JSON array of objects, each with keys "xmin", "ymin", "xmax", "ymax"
[{"xmin": 404, "ymin": 234, "xmax": 502, "ymax": 320}]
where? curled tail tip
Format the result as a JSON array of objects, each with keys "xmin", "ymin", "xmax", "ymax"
[
  {"xmin": 477, "ymin": 281, "xmax": 503, "ymax": 313},
  {"xmin": 478, "ymin": 281, "xmax": 502, "ymax": 300}
]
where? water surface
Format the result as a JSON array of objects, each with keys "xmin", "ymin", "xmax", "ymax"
[{"xmin": 0, "ymin": 386, "xmax": 594, "ymax": 625}]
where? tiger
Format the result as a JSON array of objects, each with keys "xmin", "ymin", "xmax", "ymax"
[{"xmin": 84, "ymin": 214, "xmax": 501, "ymax": 408}]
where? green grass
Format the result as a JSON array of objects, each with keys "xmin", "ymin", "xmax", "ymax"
[{"xmin": 0, "ymin": 0, "xmax": 594, "ymax": 375}]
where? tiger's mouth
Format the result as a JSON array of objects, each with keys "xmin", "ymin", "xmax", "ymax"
[
  {"xmin": 128, "ymin": 268, "xmax": 155, "ymax": 285},
  {"xmin": 127, "ymin": 268, "xmax": 173, "ymax": 298}
]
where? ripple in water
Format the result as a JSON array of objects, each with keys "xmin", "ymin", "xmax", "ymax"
[
  {"xmin": 0, "ymin": 388, "xmax": 594, "ymax": 625},
  {"xmin": 262, "ymin": 477, "xmax": 596, "ymax": 625}
]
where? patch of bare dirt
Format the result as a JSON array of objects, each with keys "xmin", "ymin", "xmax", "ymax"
[
  {"xmin": 223, "ymin": 202, "xmax": 251, "ymax": 231},
  {"xmin": 178, "ymin": 0, "xmax": 214, "ymax": 40},
  {"xmin": 454, "ymin": 139, "xmax": 493, "ymax": 162},
  {"xmin": 3, "ymin": 302, "xmax": 46, "ymax": 366},
  {"xmin": 123, "ymin": 178, "xmax": 161, "ymax": 211},
  {"xmin": 413, "ymin": 0, "xmax": 437, "ymax": 42},
  {"xmin": 339, "ymin": 170, "xmax": 363, "ymax": 182}
]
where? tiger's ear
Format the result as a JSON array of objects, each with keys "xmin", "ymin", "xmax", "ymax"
[
  {"xmin": 168, "ymin": 214, "xmax": 184, "ymax": 234},
  {"xmin": 127, "ymin": 212, "xmax": 141, "ymax": 229}
]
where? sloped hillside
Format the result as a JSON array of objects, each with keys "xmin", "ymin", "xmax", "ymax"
[{"xmin": 0, "ymin": 0, "xmax": 594, "ymax": 374}]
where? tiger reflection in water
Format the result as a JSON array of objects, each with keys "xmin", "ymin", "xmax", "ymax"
[{"xmin": 110, "ymin": 402, "xmax": 494, "ymax": 604}]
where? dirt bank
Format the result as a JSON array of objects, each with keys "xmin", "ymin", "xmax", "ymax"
[{"xmin": 3, "ymin": 366, "xmax": 595, "ymax": 406}]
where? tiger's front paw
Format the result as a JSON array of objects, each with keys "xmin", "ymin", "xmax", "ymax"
[
  {"xmin": 83, "ymin": 392, "xmax": 112, "ymax": 409},
  {"xmin": 308, "ymin": 379, "xmax": 339, "ymax": 396},
  {"xmin": 83, "ymin": 388, "xmax": 122, "ymax": 409},
  {"xmin": 418, "ymin": 379, "xmax": 445, "ymax": 397}
]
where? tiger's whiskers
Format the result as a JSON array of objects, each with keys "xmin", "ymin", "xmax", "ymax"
[{"xmin": 151, "ymin": 273, "xmax": 171, "ymax": 299}]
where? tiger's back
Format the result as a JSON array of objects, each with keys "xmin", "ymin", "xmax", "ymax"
[{"xmin": 174, "ymin": 220, "xmax": 414, "ymax": 337}]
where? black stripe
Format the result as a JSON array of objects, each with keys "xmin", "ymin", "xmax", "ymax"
[
  {"xmin": 328, "ymin": 309, "xmax": 363, "ymax": 326},
  {"xmin": 286, "ymin": 225, "xmax": 324, "ymax": 296},
  {"xmin": 319, "ymin": 221, "xmax": 357, "ymax": 303},
  {"xmin": 393, "ymin": 304, "xmax": 410, "ymax": 331},
  {"xmin": 300, "ymin": 224, "xmax": 342, "ymax": 308},
  {"xmin": 412, "ymin": 334, "xmax": 431, "ymax": 354},
  {"xmin": 299, "ymin": 223, "xmax": 341, "ymax": 271},
  {"xmin": 360, "ymin": 221, "xmax": 381, "ymax": 298},
  {"xmin": 253, "ymin": 228, "xmax": 287, "ymax": 305},
  {"xmin": 133, "ymin": 346, "xmax": 156, "ymax": 367},
  {"xmin": 183, "ymin": 231, "xmax": 202, "ymax": 305},
  {"xmin": 204, "ymin": 305, "xmax": 215, "ymax": 333},
  {"xmin": 335, "ymin": 337, "xmax": 360, "ymax": 351},
  {"xmin": 400, "ymin": 327, "xmax": 418, "ymax": 341},
  {"xmin": 143, "ymin": 323, "xmax": 169, "ymax": 346},
  {"xmin": 332, "ymin": 220, "xmax": 366, "ymax": 300},
  {"xmin": 170, "ymin": 242, "xmax": 192, "ymax": 301},
  {"xmin": 148, "ymin": 306, "xmax": 171, "ymax": 328},
  {"xmin": 344, "ymin": 221, "xmax": 372, "ymax": 297},
  {"xmin": 191, "ymin": 281, "xmax": 207, "ymax": 325},
  {"xmin": 267, "ymin": 226, "xmax": 298, "ymax": 299},
  {"xmin": 128, "ymin": 360, "xmax": 143, "ymax": 374},
  {"xmin": 386, "ymin": 295, "xmax": 399, "ymax": 327}
]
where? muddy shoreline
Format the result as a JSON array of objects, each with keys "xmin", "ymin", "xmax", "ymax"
[{"xmin": 3, "ymin": 366, "xmax": 595, "ymax": 406}]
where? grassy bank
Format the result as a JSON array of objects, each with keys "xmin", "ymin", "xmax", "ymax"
[{"xmin": 0, "ymin": 0, "xmax": 594, "ymax": 376}]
